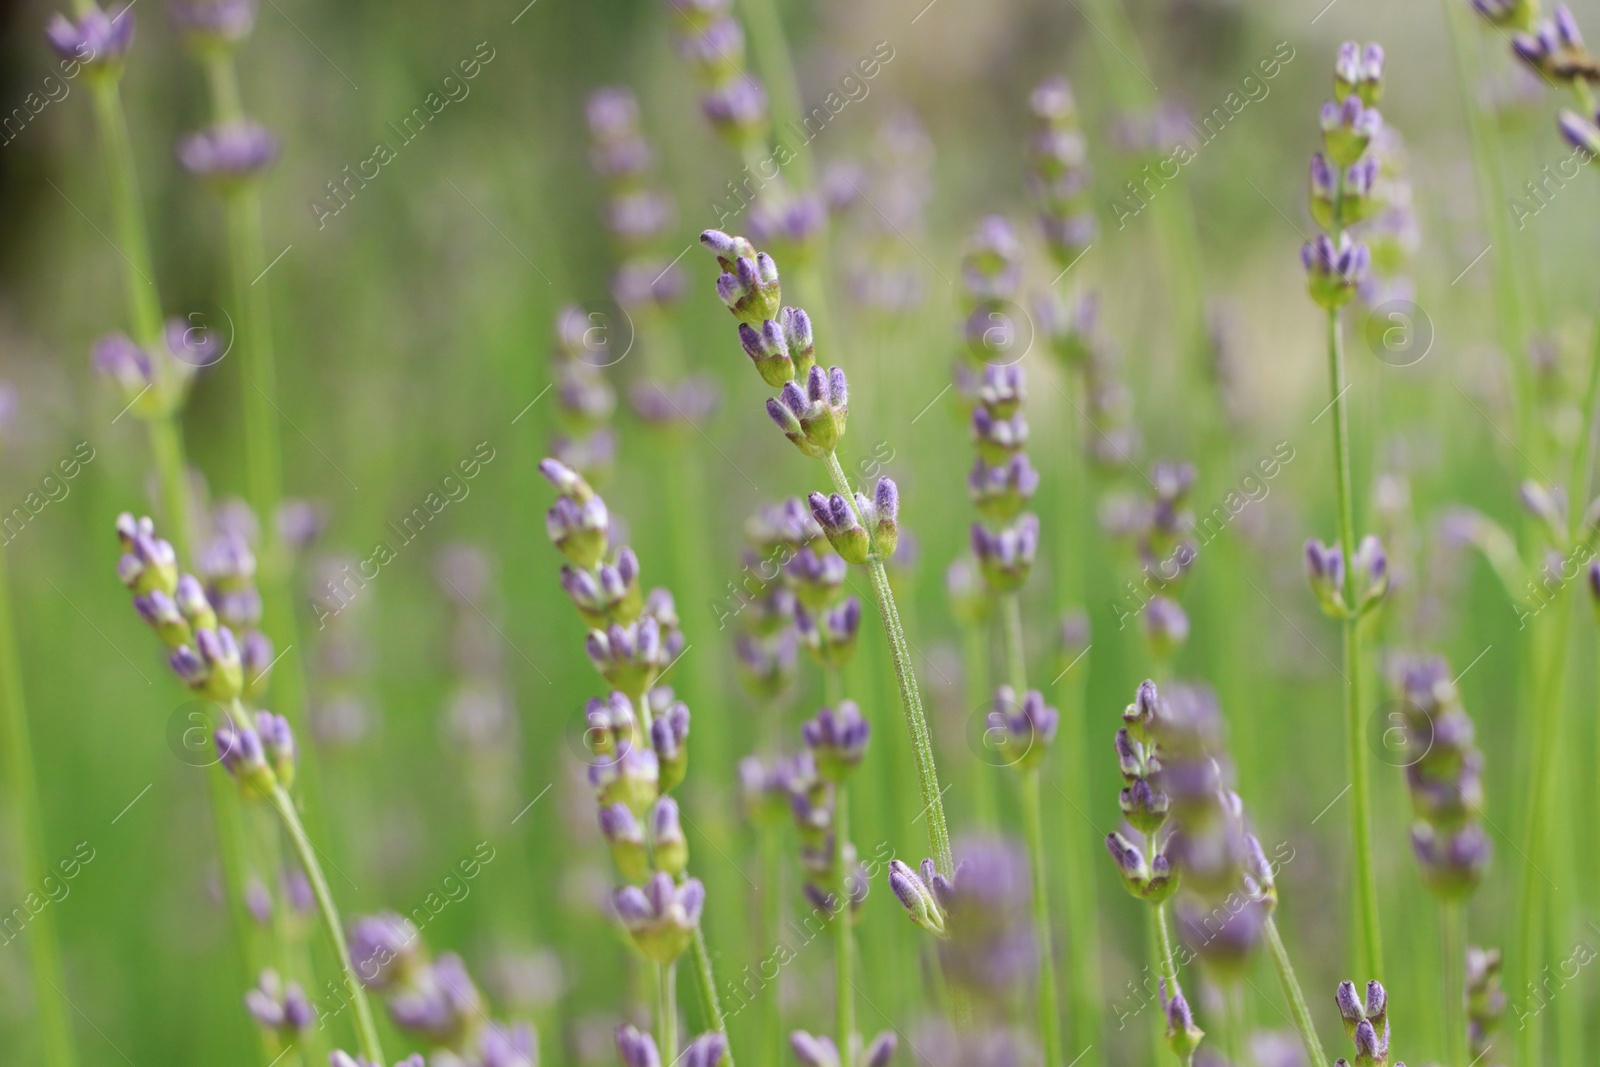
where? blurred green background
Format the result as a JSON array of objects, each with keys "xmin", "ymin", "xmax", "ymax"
[{"xmin": 0, "ymin": 0, "xmax": 1595, "ymax": 1063}]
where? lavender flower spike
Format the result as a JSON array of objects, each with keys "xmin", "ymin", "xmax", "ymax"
[
  {"xmin": 802, "ymin": 700, "xmax": 871, "ymax": 780},
  {"xmin": 616, "ymin": 1025, "xmax": 662, "ymax": 1067},
  {"xmin": 45, "ymin": 3, "xmax": 135, "ymax": 73},
  {"xmin": 986, "ymin": 685, "xmax": 1058, "ymax": 771},
  {"xmin": 178, "ymin": 119, "xmax": 279, "ymax": 181},
  {"xmin": 701, "ymin": 230, "xmax": 781, "ymax": 326}
]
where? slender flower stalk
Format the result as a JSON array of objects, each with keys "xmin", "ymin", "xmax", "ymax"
[
  {"xmin": 0, "ymin": 434, "xmax": 77, "ymax": 1067},
  {"xmin": 1299, "ymin": 43, "xmax": 1393, "ymax": 982},
  {"xmin": 951, "ymin": 211, "xmax": 1062, "ymax": 1062},
  {"xmin": 267, "ymin": 781, "xmax": 384, "ymax": 1063}
]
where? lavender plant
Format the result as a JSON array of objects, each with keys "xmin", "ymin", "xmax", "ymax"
[
  {"xmin": 695, "ymin": 230, "xmax": 953, "ymax": 884},
  {"xmin": 114, "ymin": 512, "xmax": 385, "ymax": 1063},
  {"xmin": 1298, "ymin": 40, "xmax": 1392, "ymax": 982},
  {"xmin": 950, "ymin": 213, "xmax": 1063, "ymax": 1067},
  {"xmin": 1109, "ymin": 680, "xmax": 1327, "ymax": 1067},
  {"xmin": 1334, "ymin": 979, "xmax": 1403, "ymax": 1067},
  {"xmin": 538, "ymin": 457, "xmax": 733, "ymax": 1061}
]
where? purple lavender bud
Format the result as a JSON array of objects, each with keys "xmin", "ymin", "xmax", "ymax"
[
  {"xmin": 784, "ymin": 545, "xmax": 847, "ymax": 610},
  {"xmin": 616, "ymin": 1025, "xmax": 662, "ymax": 1067},
  {"xmin": 779, "ymin": 306, "xmax": 815, "ymax": 376},
  {"xmin": 347, "ymin": 911, "xmax": 421, "ymax": 989},
  {"xmin": 887, "ymin": 858, "xmax": 946, "ymax": 936},
  {"xmin": 748, "ymin": 190, "xmax": 828, "ymax": 250},
  {"xmin": 178, "ymin": 120, "xmax": 279, "ymax": 180},
  {"xmin": 168, "ymin": 0, "xmax": 256, "ymax": 47},
  {"xmin": 1411, "ymin": 823, "xmax": 1491, "ymax": 897},
  {"xmin": 651, "ymin": 795, "xmax": 689, "ymax": 875},
  {"xmin": 738, "ymin": 319, "xmax": 794, "ymax": 387},
  {"xmin": 598, "ymin": 803, "xmax": 648, "ymax": 881},
  {"xmin": 713, "ymin": 246, "xmax": 782, "ymax": 326},
  {"xmin": 1141, "ymin": 596, "xmax": 1189, "ymax": 659},
  {"xmin": 584, "ymin": 690, "xmax": 635, "ymax": 759},
  {"xmin": 612, "ymin": 872, "xmax": 703, "ymax": 963},
  {"xmin": 700, "ymin": 78, "xmax": 768, "ymax": 144},
  {"xmin": 1335, "ymin": 979, "xmax": 1365, "ymax": 1028},
  {"xmin": 1301, "ymin": 232, "xmax": 1369, "ymax": 310},
  {"xmin": 960, "ymin": 215, "xmax": 1024, "ymax": 302},
  {"xmin": 651, "ymin": 698, "xmax": 691, "ymax": 792},
  {"xmin": 216, "ymin": 719, "xmax": 270, "ymax": 792},
  {"xmin": 1320, "ymin": 95, "xmax": 1381, "ymax": 166},
  {"xmin": 92, "ymin": 331, "xmax": 155, "ymax": 403},
  {"xmin": 245, "ymin": 969, "xmax": 309, "ymax": 1032},
  {"xmin": 1125, "ymin": 678, "xmax": 1160, "ymax": 733},
  {"xmin": 1559, "ymin": 107, "xmax": 1600, "ymax": 156},
  {"xmin": 682, "ymin": 1032, "xmax": 728, "ymax": 1067},
  {"xmin": 1333, "ymin": 40, "xmax": 1385, "ymax": 105},
  {"xmin": 802, "ymin": 700, "xmax": 871, "ymax": 780},
  {"xmin": 807, "ymin": 492, "xmax": 870, "ymax": 564},
  {"xmin": 589, "ymin": 745, "xmax": 660, "ymax": 814},
  {"xmin": 791, "ymin": 1031, "xmax": 841, "ymax": 1067},
  {"xmin": 863, "ymin": 1031, "xmax": 897, "ymax": 1067},
  {"xmin": 970, "ymin": 513, "xmax": 1040, "ymax": 593},
  {"xmin": 1351, "ymin": 534, "xmax": 1390, "ymax": 614},
  {"xmin": 986, "ymin": 686, "xmax": 1058, "ymax": 771},
  {"xmin": 1304, "ymin": 537, "xmax": 1347, "ymax": 616},
  {"xmin": 585, "ymin": 618, "xmax": 666, "ymax": 698},
  {"xmin": 873, "ymin": 477, "xmax": 900, "ymax": 557},
  {"xmin": 971, "ymin": 403, "xmax": 1028, "ymax": 464},
  {"xmin": 254, "ymin": 710, "xmax": 296, "ymax": 790},
  {"xmin": 240, "ymin": 879, "xmax": 272, "ymax": 929},
  {"xmin": 1161, "ymin": 979, "xmax": 1206, "ymax": 1060},
  {"xmin": 45, "ymin": 3, "xmax": 135, "ymax": 69},
  {"xmin": 479, "ymin": 1022, "xmax": 538, "ymax": 1067},
  {"xmin": 794, "ymin": 597, "xmax": 862, "ymax": 669},
  {"xmin": 386, "ymin": 952, "xmax": 484, "ymax": 1043}
]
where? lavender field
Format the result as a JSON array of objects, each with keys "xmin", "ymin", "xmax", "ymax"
[{"xmin": 0, "ymin": 0, "xmax": 1591, "ymax": 1065}]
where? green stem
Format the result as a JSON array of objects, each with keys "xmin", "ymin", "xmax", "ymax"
[
  {"xmin": 1324, "ymin": 304, "xmax": 1383, "ymax": 980},
  {"xmin": 658, "ymin": 962, "xmax": 679, "ymax": 1060},
  {"xmin": 0, "ymin": 554, "xmax": 78, "ymax": 1067},
  {"xmin": 1147, "ymin": 903, "xmax": 1173, "ymax": 1066},
  {"xmin": 1263, "ymin": 915, "xmax": 1329, "ymax": 1067},
  {"xmin": 688, "ymin": 925, "xmax": 736, "ymax": 1066},
  {"xmin": 87, "ymin": 82, "xmax": 162, "ymax": 346},
  {"xmin": 1440, "ymin": 901, "xmax": 1465, "ymax": 1067},
  {"xmin": 1000, "ymin": 594, "xmax": 1027, "ymax": 696},
  {"xmin": 268, "ymin": 785, "xmax": 384, "ymax": 1065},
  {"xmin": 735, "ymin": 0, "xmax": 812, "ymax": 188},
  {"xmin": 1022, "ymin": 770, "xmax": 1064, "ymax": 1067},
  {"xmin": 1516, "ymin": 584, "xmax": 1574, "ymax": 1067},
  {"xmin": 822, "ymin": 451, "xmax": 954, "ymax": 877},
  {"xmin": 835, "ymin": 781, "xmax": 856, "ymax": 1067},
  {"xmin": 761, "ymin": 829, "xmax": 784, "ymax": 1067}
]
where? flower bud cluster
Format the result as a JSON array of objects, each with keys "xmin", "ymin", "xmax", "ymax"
[
  {"xmin": 1026, "ymin": 76, "xmax": 1095, "ymax": 269},
  {"xmin": 1302, "ymin": 44, "xmax": 1387, "ymax": 310},
  {"xmin": 540, "ymin": 457, "xmax": 709, "ymax": 967},
  {"xmin": 660, "ymin": 0, "xmax": 768, "ymax": 149},
  {"xmin": 1388, "ymin": 655, "xmax": 1491, "ymax": 898}
]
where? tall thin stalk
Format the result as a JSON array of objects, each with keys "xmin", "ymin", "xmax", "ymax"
[
  {"xmin": 0, "ymin": 553, "xmax": 78, "ymax": 1067},
  {"xmin": 1440, "ymin": 902, "xmax": 1465, "ymax": 1067},
  {"xmin": 821, "ymin": 451, "xmax": 953, "ymax": 877},
  {"xmin": 1021, "ymin": 768, "xmax": 1063, "ymax": 1067},
  {"xmin": 999, "ymin": 592, "xmax": 1064, "ymax": 1067},
  {"xmin": 1326, "ymin": 304, "xmax": 1383, "ymax": 980},
  {"xmin": 834, "ymin": 781, "xmax": 856, "ymax": 1067},
  {"xmin": 1263, "ymin": 916, "xmax": 1329, "ymax": 1067},
  {"xmin": 267, "ymin": 783, "xmax": 385, "ymax": 1065}
]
